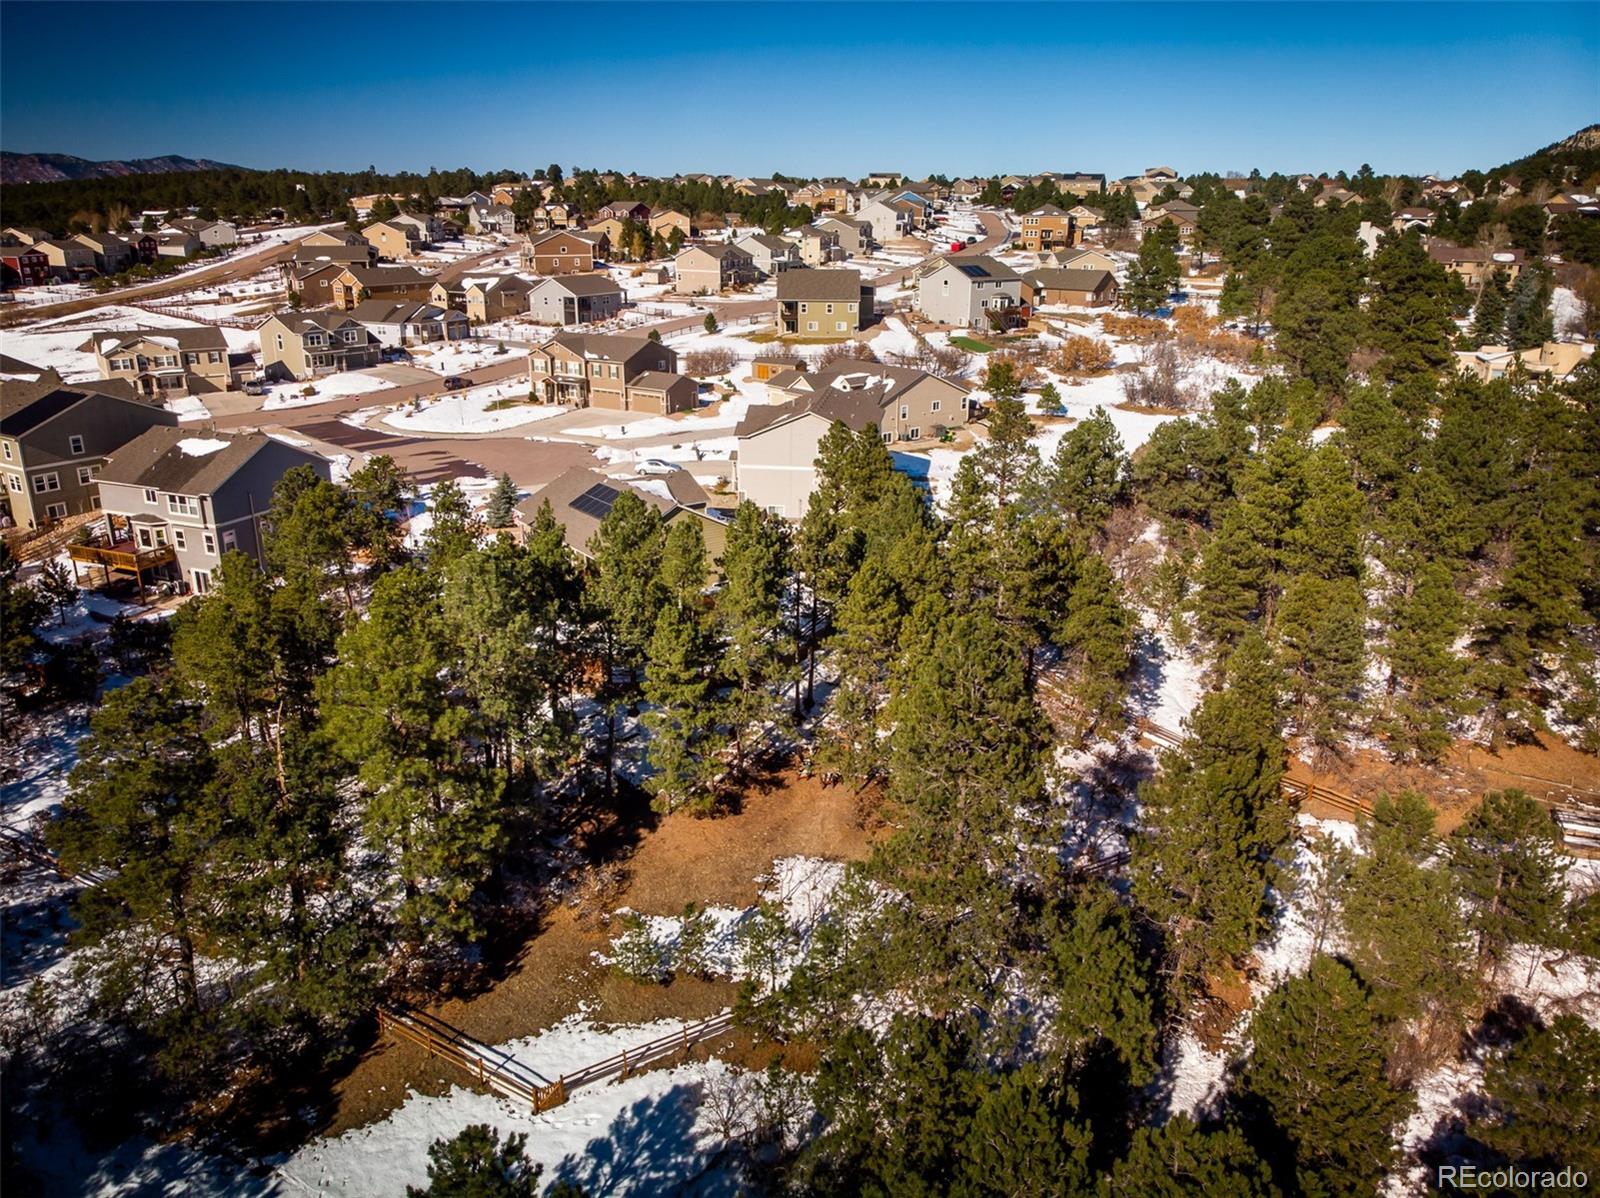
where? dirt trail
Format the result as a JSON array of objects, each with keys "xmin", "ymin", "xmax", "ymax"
[{"xmin": 323, "ymin": 769, "xmax": 873, "ymax": 1135}]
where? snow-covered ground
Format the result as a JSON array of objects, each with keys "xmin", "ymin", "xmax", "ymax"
[
  {"xmin": 259, "ymin": 369, "xmax": 395, "ymax": 410},
  {"xmin": 0, "ymin": 304, "xmax": 214, "ymax": 380},
  {"xmin": 380, "ymin": 385, "xmax": 569, "ymax": 434}
]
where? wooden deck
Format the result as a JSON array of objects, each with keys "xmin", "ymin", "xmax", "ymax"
[{"xmin": 68, "ymin": 541, "xmax": 175, "ymax": 572}]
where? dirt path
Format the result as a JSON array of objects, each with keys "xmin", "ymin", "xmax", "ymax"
[{"xmin": 322, "ymin": 768, "xmax": 874, "ymax": 1135}]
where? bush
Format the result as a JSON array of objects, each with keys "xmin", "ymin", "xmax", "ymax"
[
  {"xmin": 1038, "ymin": 382, "xmax": 1065, "ymax": 415},
  {"xmin": 1059, "ymin": 335, "xmax": 1114, "ymax": 376},
  {"xmin": 1121, "ymin": 338, "xmax": 1198, "ymax": 409},
  {"xmin": 1100, "ymin": 313, "xmax": 1166, "ymax": 341},
  {"xmin": 814, "ymin": 340, "xmax": 878, "ymax": 370},
  {"xmin": 608, "ymin": 912, "xmax": 669, "ymax": 983},
  {"xmin": 683, "ymin": 347, "xmax": 738, "ymax": 377},
  {"xmin": 703, "ymin": 313, "xmax": 719, "ymax": 333}
]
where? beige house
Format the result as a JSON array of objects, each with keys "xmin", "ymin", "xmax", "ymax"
[
  {"xmin": 363, "ymin": 219, "xmax": 422, "ymax": 259},
  {"xmin": 0, "ymin": 378, "xmax": 175, "ymax": 529},
  {"xmin": 1018, "ymin": 204, "xmax": 1077, "ymax": 252},
  {"xmin": 649, "ymin": 209, "xmax": 695, "ymax": 239},
  {"xmin": 258, "ymin": 311, "xmax": 382, "ymax": 380},
  {"xmin": 530, "ymin": 202, "xmax": 579, "ymax": 231},
  {"xmin": 80, "ymin": 327, "xmax": 236, "ymax": 397},
  {"xmin": 330, "ymin": 265, "xmax": 434, "ymax": 311},
  {"xmin": 776, "ymin": 268, "xmax": 872, "ymax": 336},
  {"xmin": 527, "ymin": 275, "xmax": 626, "ymax": 325},
  {"xmin": 815, "ymin": 215, "xmax": 871, "ymax": 255},
  {"xmin": 430, "ymin": 273, "xmax": 536, "ymax": 323},
  {"xmin": 734, "ymin": 363, "xmax": 970, "ymax": 517},
  {"xmin": 1024, "ymin": 267, "xmax": 1119, "ymax": 307},
  {"xmin": 1047, "ymin": 247, "xmax": 1121, "ymax": 274},
  {"xmin": 32, "ymin": 238, "xmax": 98, "ymax": 279},
  {"xmin": 1427, "ymin": 242, "xmax": 1527, "ymax": 287},
  {"xmin": 796, "ymin": 225, "xmax": 843, "ymax": 266},
  {"xmin": 526, "ymin": 332, "xmax": 695, "ymax": 414},
  {"xmin": 1456, "ymin": 340, "xmax": 1593, "ymax": 383},
  {"xmin": 302, "ymin": 229, "xmax": 371, "ymax": 249},
  {"xmin": 674, "ymin": 243, "xmax": 757, "ymax": 294}
]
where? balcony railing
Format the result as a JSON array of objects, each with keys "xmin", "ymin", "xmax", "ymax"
[{"xmin": 68, "ymin": 541, "xmax": 176, "ymax": 572}]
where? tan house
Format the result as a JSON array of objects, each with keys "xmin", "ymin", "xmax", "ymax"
[
  {"xmin": 1456, "ymin": 340, "xmax": 1593, "ymax": 383},
  {"xmin": 258, "ymin": 310, "xmax": 382, "ymax": 380},
  {"xmin": 674, "ymin": 243, "xmax": 757, "ymax": 294},
  {"xmin": 1018, "ymin": 204, "xmax": 1077, "ymax": 252},
  {"xmin": 649, "ymin": 209, "xmax": 695, "ymax": 239},
  {"xmin": 530, "ymin": 202, "xmax": 579, "ymax": 232},
  {"xmin": 815, "ymin": 215, "xmax": 871, "ymax": 255},
  {"xmin": 302, "ymin": 229, "xmax": 372, "ymax": 249},
  {"xmin": 796, "ymin": 225, "xmax": 843, "ymax": 266},
  {"xmin": 1024, "ymin": 267, "xmax": 1119, "ymax": 307},
  {"xmin": 776, "ymin": 268, "xmax": 872, "ymax": 336},
  {"xmin": 734, "ymin": 363, "xmax": 969, "ymax": 517},
  {"xmin": 430, "ymin": 272, "xmax": 536, "ymax": 323},
  {"xmin": 522, "ymin": 229, "xmax": 602, "ymax": 274},
  {"xmin": 330, "ymin": 265, "xmax": 434, "ymax": 311},
  {"xmin": 80, "ymin": 327, "xmax": 237, "ymax": 398},
  {"xmin": 32, "ymin": 238, "xmax": 98, "ymax": 279},
  {"xmin": 526, "ymin": 332, "xmax": 696, "ymax": 414},
  {"xmin": 1047, "ymin": 247, "xmax": 1121, "ymax": 274},
  {"xmin": 363, "ymin": 219, "xmax": 422, "ymax": 259},
  {"xmin": 1, "ymin": 378, "xmax": 175, "ymax": 529},
  {"xmin": 1427, "ymin": 242, "xmax": 1527, "ymax": 287}
]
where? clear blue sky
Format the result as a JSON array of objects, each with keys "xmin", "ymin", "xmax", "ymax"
[{"xmin": 3, "ymin": 2, "xmax": 1596, "ymax": 179}]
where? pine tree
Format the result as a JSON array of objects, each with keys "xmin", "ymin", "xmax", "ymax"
[
  {"xmin": 982, "ymin": 357, "xmax": 1021, "ymax": 400},
  {"xmin": 423, "ymin": 480, "xmax": 482, "ymax": 572},
  {"xmin": 1470, "ymin": 267, "xmax": 1512, "ymax": 346},
  {"xmin": 1037, "ymin": 381, "xmax": 1064, "ymax": 415},
  {"xmin": 1273, "ymin": 574, "xmax": 1366, "ymax": 751},
  {"xmin": 1041, "ymin": 405, "xmax": 1126, "ymax": 535},
  {"xmin": 972, "ymin": 396, "xmax": 1039, "ymax": 510},
  {"xmin": 37, "ymin": 558, "xmax": 77, "ymax": 625},
  {"xmin": 958, "ymin": 1064, "xmax": 1094, "ymax": 1197},
  {"xmin": 1240, "ymin": 957, "xmax": 1413, "ymax": 1198},
  {"xmin": 1467, "ymin": 1015, "xmax": 1600, "ymax": 1176},
  {"xmin": 1504, "ymin": 267, "xmax": 1554, "ymax": 351},
  {"xmin": 818, "ymin": 558, "xmax": 903, "ymax": 787},
  {"xmin": 1124, "ymin": 228, "xmax": 1180, "ymax": 313},
  {"xmin": 1131, "ymin": 635, "xmax": 1289, "ymax": 1007},
  {"xmin": 586, "ymin": 490, "xmax": 665, "ymax": 682},
  {"xmin": 1379, "ymin": 557, "xmax": 1468, "ymax": 761},
  {"xmin": 345, "ymin": 453, "xmax": 413, "ymax": 574},
  {"xmin": 407, "ymin": 1124, "xmax": 543, "ymax": 1198},
  {"xmin": 1364, "ymin": 229, "xmax": 1457, "ymax": 379},
  {"xmin": 0, "ymin": 540, "xmax": 46, "ymax": 674},
  {"xmin": 659, "ymin": 518, "xmax": 707, "ymax": 615},
  {"xmin": 642, "ymin": 602, "xmax": 718, "ymax": 814},
  {"xmin": 1193, "ymin": 511, "xmax": 1272, "ymax": 651},
  {"xmin": 267, "ymin": 466, "xmax": 360, "ymax": 609},
  {"xmin": 483, "ymin": 472, "xmax": 518, "ymax": 529},
  {"xmin": 1057, "ymin": 553, "xmax": 1133, "ymax": 735},
  {"xmin": 1106, "ymin": 1116, "xmax": 1275, "ymax": 1198},
  {"xmin": 1449, "ymin": 789, "xmax": 1567, "ymax": 975},
  {"xmin": 715, "ymin": 503, "xmax": 793, "ymax": 770}
]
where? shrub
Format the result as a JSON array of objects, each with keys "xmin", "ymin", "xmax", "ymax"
[
  {"xmin": 814, "ymin": 340, "xmax": 878, "ymax": 369},
  {"xmin": 683, "ymin": 347, "xmax": 738, "ymax": 377},
  {"xmin": 1100, "ymin": 313, "xmax": 1166, "ymax": 341},
  {"xmin": 1059, "ymin": 335, "xmax": 1114, "ymax": 375}
]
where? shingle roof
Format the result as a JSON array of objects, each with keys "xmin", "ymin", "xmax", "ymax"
[
  {"xmin": 536, "ymin": 273, "xmax": 623, "ymax": 297},
  {"xmin": 1024, "ymin": 268, "xmax": 1116, "ymax": 291},
  {"xmin": 265, "ymin": 309, "xmax": 364, "ymax": 334},
  {"xmin": 343, "ymin": 264, "xmax": 432, "ymax": 286},
  {"xmin": 81, "ymin": 326, "xmax": 229, "ymax": 356},
  {"xmin": 542, "ymin": 331, "xmax": 660, "ymax": 363},
  {"xmin": 736, "ymin": 363, "xmax": 963, "ymax": 438},
  {"xmin": 922, "ymin": 253, "xmax": 1022, "ymax": 282},
  {"xmin": 1, "ymin": 381, "xmax": 161, "ymax": 437},
  {"xmin": 776, "ymin": 268, "xmax": 864, "ymax": 302},
  {"xmin": 98, "ymin": 427, "xmax": 310, "ymax": 495},
  {"xmin": 515, "ymin": 466, "xmax": 676, "ymax": 558}
]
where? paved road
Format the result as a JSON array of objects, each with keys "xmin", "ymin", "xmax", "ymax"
[{"xmin": 291, "ymin": 418, "xmax": 598, "ymax": 487}]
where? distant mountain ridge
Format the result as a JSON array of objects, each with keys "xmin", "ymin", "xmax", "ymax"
[{"xmin": 1, "ymin": 151, "xmax": 241, "ymax": 185}]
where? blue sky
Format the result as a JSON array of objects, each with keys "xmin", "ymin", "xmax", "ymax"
[{"xmin": 3, "ymin": 2, "xmax": 1596, "ymax": 179}]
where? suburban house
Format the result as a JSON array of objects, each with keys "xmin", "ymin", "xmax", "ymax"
[
  {"xmin": 281, "ymin": 243, "xmax": 377, "ymax": 301},
  {"xmin": 155, "ymin": 230, "xmax": 202, "ymax": 259},
  {"xmin": 466, "ymin": 204, "xmax": 518, "ymax": 236},
  {"xmin": 1059, "ymin": 172, "xmax": 1107, "ymax": 195},
  {"xmin": 0, "ymin": 378, "xmax": 177, "ymax": 529},
  {"xmin": 350, "ymin": 300, "xmax": 469, "ymax": 348},
  {"xmin": 1141, "ymin": 202, "xmax": 1199, "ymax": 241},
  {"xmin": 516, "ymin": 465, "xmax": 729, "ymax": 566},
  {"xmin": 1018, "ymin": 204, "xmax": 1078, "ymax": 252},
  {"xmin": 526, "ymin": 332, "xmax": 696, "ymax": 414},
  {"xmin": 596, "ymin": 201, "xmax": 651, "ymax": 223},
  {"xmin": 586, "ymin": 217, "xmax": 630, "ymax": 249},
  {"xmin": 81, "ymin": 327, "xmax": 237, "ymax": 397},
  {"xmin": 165, "ymin": 217, "xmax": 238, "ymax": 248},
  {"xmin": 1426, "ymin": 242, "xmax": 1526, "ymax": 287},
  {"xmin": 429, "ymin": 273, "xmax": 536, "ymax": 324},
  {"xmin": 31, "ymin": 238, "xmax": 98, "ymax": 280},
  {"xmin": 363, "ymin": 219, "xmax": 423, "ymax": 259},
  {"xmin": 527, "ymin": 275, "xmax": 626, "ymax": 325},
  {"xmin": 736, "ymin": 233, "xmax": 801, "ymax": 275},
  {"xmin": 915, "ymin": 254, "xmax": 1027, "ymax": 328},
  {"xmin": 1047, "ymin": 247, "xmax": 1121, "ymax": 274},
  {"xmin": 1392, "ymin": 207, "xmax": 1438, "ymax": 232},
  {"xmin": 1024, "ymin": 267, "xmax": 1119, "ymax": 307},
  {"xmin": 1, "ymin": 226, "xmax": 50, "ymax": 246},
  {"xmin": 302, "ymin": 229, "xmax": 372, "ymax": 249},
  {"xmin": 796, "ymin": 225, "xmax": 843, "ymax": 265},
  {"xmin": 522, "ymin": 229, "xmax": 602, "ymax": 274},
  {"xmin": 71, "ymin": 232, "xmax": 136, "ymax": 274},
  {"xmin": 815, "ymin": 215, "xmax": 872, "ymax": 255},
  {"xmin": 530, "ymin": 202, "xmax": 580, "ymax": 232},
  {"xmin": 1066, "ymin": 205, "xmax": 1101, "ymax": 231},
  {"xmin": 1455, "ymin": 340, "xmax": 1593, "ymax": 383},
  {"xmin": 390, "ymin": 212, "xmax": 450, "ymax": 245},
  {"xmin": 674, "ymin": 243, "xmax": 757, "ymax": 294},
  {"xmin": 858, "ymin": 197, "xmax": 914, "ymax": 245},
  {"xmin": 258, "ymin": 311, "xmax": 382, "ymax": 380},
  {"xmin": 649, "ymin": 209, "xmax": 695, "ymax": 239},
  {"xmin": 0, "ymin": 246, "xmax": 49, "ymax": 288},
  {"xmin": 491, "ymin": 183, "xmax": 529, "ymax": 207},
  {"xmin": 330, "ymin": 265, "xmax": 434, "ymax": 311},
  {"xmin": 734, "ymin": 363, "xmax": 970, "ymax": 517},
  {"xmin": 776, "ymin": 268, "xmax": 873, "ymax": 336},
  {"xmin": 88, "ymin": 428, "xmax": 331, "ymax": 595}
]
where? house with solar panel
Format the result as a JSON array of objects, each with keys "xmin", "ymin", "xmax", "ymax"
[
  {"xmin": 516, "ymin": 465, "xmax": 729, "ymax": 567},
  {"xmin": 526, "ymin": 332, "xmax": 697, "ymax": 414},
  {"xmin": 915, "ymin": 254, "xmax": 1027, "ymax": 329}
]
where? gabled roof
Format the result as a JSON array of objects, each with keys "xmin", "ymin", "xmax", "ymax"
[
  {"xmin": 1026, "ymin": 204, "xmax": 1070, "ymax": 217},
  {"xmin": 515, "ymin": 466, "xmax": 677, "ymax": 557},
  {"xmin": 99, "ymin": 427, "xmax": 316, "ymax": 495},
  {"xmin": 533, "ymin": 273, "xmax": 624, "ymax": 297},
  {"xmin": 340, "ymin": 264, "xmax": 432, "ymax": 286},
  {"xmin": 1024, "ymin": 267, "xmax": 1116, "ymax": 291},
  {"xmin": 81, "ymin": 326, "xmax": 229, "ymax": 356},
  {"xmin": 1, "ymin": 379, "xmax": 170, "ymax": 438},
  {"xmin": 349, "ymin": 299, "xmax": 457, "ymax": 324},
  {"xmin": 261, "ymin": 309, "xmax": 367, "ymax": 334},
  {"xmin": 921, "ymin": 253, "xmax": 1022, "ymax": 282},
  {"xmin": 776, "ymin": 267, "xmax": 864, "ymax": 302},
  {"xmin": 538, "ymin": 331, "xmax": 660, "ymax": 363},
  {"xmin": 737, "ymin": 363, "xmax": 965, "ymax": 439}
]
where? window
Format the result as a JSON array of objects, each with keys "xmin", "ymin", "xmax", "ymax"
[
  {"xmin": 110, "ymin": 356, "xmax": 134, "ymax": 372},
  {"xmin": 825, "ymin": 304, "xmax": 834, "ymax": 314},
  {"xmin": 766, "ymin": 505, "xmax": 784, "ymax": 517},
  {"xmin": 807, "ymin": 321, "xmax": 817, "ymax": 332},
  {"xmin": 880, "ymin": 432, "xmax": 892, "ymax": 443},
  {"xmin": 208, "ymin": 351, "xmax": 223, "ymax": 363},
  {"xmin": 173, "ymin": 528, "xmax": 186, "ymax": 550},
  {"xmin": 6, "ymin": 476, "xmax": 19, "ymax": 493},
  {"xmin": 931, "ymin": 399, "xmax": 942, "ymax": 412},
  {"xmin": 275, "ymin": 334, "xmax": 284, "ymax": 350},
  {"xmin": 900, "ymin": 405, "xmax": 909, "ymax": 419},
  {"xmin": 2, "ymin": 443, "xmax": 10, "ymax": 460},
  {"xmin": 192, "ymin": 569, "xmax": 211, "ymax": 595},
  {"xmin": 138, "ymin": 528, "xmax": 153, "ymax": 549},
  {"xmin": 185, "ymin": 352, "xmax": 200, "ymax": 365},
  {"xmin": 203, "ymin": 533, "xmax": 216, "ymax": 555},
  {"xmin": 68, "ymin": 435, "xmax": 85, "ymax": 456},
  {"xmin": 45, "ymin": 502, "xmax": 67, "ymax": 520},
  {"xmin": 907, "ymin": 428, "xmax": 921, "ymax": 441},
  {"xmin": 836, "ymin": 322, "xmax": 846, "ymax": 332},
  {"xmin": 222, "ymin": 529, "xmax": 237, "ymax": 551},
  {"xmin": 142, "ymin": 487, "xmax": 157, "ymax": 504},
  {"xmin": 32, "ymin": 472, "xmax": 59, "ymax": 494},
  {"xmin": 76, "ymin": 466, "xmax": 94, "ymax": 485},
  {"xmin": 166, "ymin": 494, "xmax": 199, "ymax": 516}
]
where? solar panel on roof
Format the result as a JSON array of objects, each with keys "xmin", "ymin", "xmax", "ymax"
[
  {"xmin": 957, "ymin": 263, "xmax": 988, "ymax": 277},
  {"xmin": 569, "ymin": 483, "xmax": 621, "ymax": 520}
]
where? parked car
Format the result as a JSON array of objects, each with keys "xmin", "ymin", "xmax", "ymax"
[
  {"xmin": 442, "ymin": 375, "xmax": 469, "ymax": 390},
  {"xmin": 965, "ymin": 235, "xmax": 978, "ymax": 245},
  {"xmin": 636, "ymin": 459, "xmax": 682, "ymax": 476}
]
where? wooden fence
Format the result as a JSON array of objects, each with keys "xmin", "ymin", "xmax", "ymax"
[
  {"xmin": 376, "ymin": 1004, "xmax": 736, "ymax": 1114},
  {"xmin": 5, "ymin": 511, "xmax": 100, "ymax": 565}
]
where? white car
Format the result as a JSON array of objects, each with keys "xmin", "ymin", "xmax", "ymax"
[{"xmin": 636, "ymin": 459, "xmax": 682, "ymax": 476}]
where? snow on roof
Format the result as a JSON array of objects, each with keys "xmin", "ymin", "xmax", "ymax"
[{"xmin": 176, "ymin": 437, "xmax": 231, "ymax": 457}]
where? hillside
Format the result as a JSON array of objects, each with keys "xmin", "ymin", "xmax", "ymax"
[
  {"xmin": 1494, "ymin": 122, "xmax": 1600, "ymax": 185},
  {"xmin": 0, "ymin": 151, "xmax": 240, "ymax": 185}
]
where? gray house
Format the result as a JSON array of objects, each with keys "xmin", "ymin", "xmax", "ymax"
[
  {"xmin": 815, "ymin": 215, "xmax": 872, "ymax": 255},
  {"xmin": 916, "ymin": 254, "xmax": 1026, "ymax": 328},
  {"xmin": 350, "ymin": 299, "xmax": 470, "ymax": 347},
  {"xmin": 734, "ymin": 233, "xmax": 801, "ymax": 276},
  {"xmin": 87, "ymin": 427, "xmax": 331, "ymax": 595},
  {"xmin": 527, "ymin": 274, "xmax": 626, "ymax": 325}
]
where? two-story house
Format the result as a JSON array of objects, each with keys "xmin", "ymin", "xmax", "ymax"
[
  {"xmin": 86, "ymin": 428, "xmax": 331, "ymax": 595},
  {"xmin": 674, "ymin": 243, "xmax": 757, "ymax": 294},
  {"xmin": 1, "ymin": 378, "xmax": 175, "ymax": 529},
  {"xmin": 71, "ymin": 231, "xmax": 136, "ymax": 274},
  {"xmin": 857, "ymin": 198, "xmax": 914, "ymax": 246},
  {"xmin": 796, "ymin": 225, "xmax": 843, "ymax": 266},
  {"xmin": 363, "ymin": 219, "xmax": 423, "ymax": 259},
  {"xmin": 526, "ymin": 332, "xmax": 696, "ymax": 414},
  {"xmin": 31, "ymin": 238, "xmax": 98, "ymax": 280},
  {"xmin": 527, "ymin": 275, "xmax": 626, "ymax": 325},
  {"xmin": 649, "ymin": 209, "xmax": 695, "ymax": 240},
  {"xmin": 915, "ymin": 254, "xmax": 1026, "ymax": 328},
  {"xmin": 80, "ymin": 327, "xmax": 236, "ymax": 398},
  {"xmin": 530, "ymin": 202, "xmax": 580, "ymax": 232},
  {"xmin": 428, "ymin": 273, "xmax": 536, "ymax": 324},
  {"xmin": 735, "ymin": 233, "xmax": 801, "ymax": 276},
  {"xmin": 0, "ymin": 246, "xmax": 49, "ymax": 288},
  {"xmin": 330, "ymin": 265, "xmax": 435, "ymax": 311},
  {"xmin": 522, "ymin": 229, "xmax": 603, "ymax": 274},
  {"xmin": 1024, "ymin": 267, "xmax": 1119, "ymax": 308},
  {"xmin": 1018, "ymin": 204, "xmax": 1078, "ymax": 252},
  {"xmin": 349, "ymin": 300, "xmax": 469, "ymax": 348},
  {"xmin": 734, "ymin": 363, "xmax": 970, "ymax": 517},
  {"xmin": 257, "ymin": 310, "xmax": 383, "ymax": 380},
  {"xmin": 165, "ymin": 217, "xmax": 239, "ymax": 249},
  {"xmin": 776, "ymin": 268, "xmax": 873, "ymax": 336},
  {"xmin": 814, "ymin": 215, "xmax": 872, "ymax": 255}
]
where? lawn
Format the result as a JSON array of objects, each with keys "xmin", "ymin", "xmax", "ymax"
[{"xmin": 950, "ymin": 335, "xmax": 995, "ymax": 352}]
